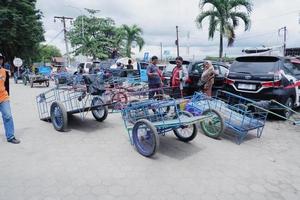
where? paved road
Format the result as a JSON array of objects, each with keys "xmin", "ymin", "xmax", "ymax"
[{"xmin": 0, "ymin": 80, "xmax": 299, "ymax": 200}]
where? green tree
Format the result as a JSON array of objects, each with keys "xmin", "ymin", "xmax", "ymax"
[
  {"xmin": 0, "ymin": 0, "xmax": 44, "ymax": 63},
  {"xmin": 196, "ymin": 0, "xmax": 252, "ymax": 58},
  {"xmin": 34, "ymin": 44, "xmax": 61, "ymax": 63},
  {"xmin": 121, "ymin": 24, "xmax": 145, "ymax": 58},
  {"xmin": 68, "ymin": 11, "xmax": 124, "ymax": 60}
]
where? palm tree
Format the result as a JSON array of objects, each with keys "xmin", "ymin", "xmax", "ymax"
[
  {"xmin": 196, "ymin": 0, "xmax": 252, "ymax": 59},
  {"xmin": 122, "ymin": 24, "xmax": 145, "ymax": 58}
]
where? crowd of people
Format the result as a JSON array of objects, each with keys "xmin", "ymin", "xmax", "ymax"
[{"xmin": 147, "ymin": 55, "xmax": 215, "ymax": 99}]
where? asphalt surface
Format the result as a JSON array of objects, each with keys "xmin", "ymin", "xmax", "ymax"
[{"xmin": 0, "ymin": 80, "xmax": 299, "ymax": 200}]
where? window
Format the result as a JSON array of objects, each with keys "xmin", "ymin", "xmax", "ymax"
[
  {"xmin": 192, "ymin": 62, "xmax": 204, "ymax": 73},
  {"xmin": 219, "ymin": 65, "xmax": 229, "ymax": 76}
]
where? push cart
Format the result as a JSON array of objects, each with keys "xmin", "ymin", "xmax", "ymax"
[
  {"xmin": 186, "ymin": 90, "xmax": 269, "ymax": 144},
  {"xmin": 36, "ymin": 74, "xmax": 109, "ymax": 131},
  {"xmin": 29, "ymin": 66, "xmax": 52, "ymax": 88},
  {"xmin": 121, "ymin": 99, "xmax": 221, "ymax": 157}
]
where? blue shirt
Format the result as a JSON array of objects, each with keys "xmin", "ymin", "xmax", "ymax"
[{"xmin": 147, "ymin": 64, "xmax": 161, "ymax": 85}]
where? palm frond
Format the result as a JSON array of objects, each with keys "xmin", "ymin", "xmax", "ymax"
[
  {"xmin": 229, "ymin": 0, "xmax": 253, "ymax": 13},
  {"xmin": 224, "ymin": 23, "xmax": 235, "ymax": 46},
  {"xmin": 230, "ymin": 11, "xmax": 251, "ymax": 30},
  {"xmin": 196, "ymin": 10, "xmax": 220, "ymax": 29},
  {"xmin": 208, "ymin": 15, "xmax": 219, "ymax": 38}
]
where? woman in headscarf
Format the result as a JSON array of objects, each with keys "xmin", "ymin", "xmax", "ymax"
[{"xmin": 200, "ymin": 60, "xmax": 215, "ymax": 97}]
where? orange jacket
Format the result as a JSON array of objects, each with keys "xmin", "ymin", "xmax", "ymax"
[{"xmin": 0, "ymin": 68, "xmax": 9, "ymax": 102}]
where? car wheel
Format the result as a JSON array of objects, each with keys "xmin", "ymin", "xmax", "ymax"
[{"xmin": 279, "ymin": 97, "xmax": 294, "ymax": 119}]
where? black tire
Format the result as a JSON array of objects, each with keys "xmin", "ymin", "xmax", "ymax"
[
  {"xmin": 132, "ymin": 119, "xmax": 159, "ymax": 157},
  {"xmin": 200, "ymin": 109, "xmax": 225, "ymax": 139},
  {"xmin": 23, "ymin": 77, "xmax": 27, "ymax": 85},
  {"xmin": 50, "ymin": 102, "xmax": 68, "ymax": 131},
  {"xmin": 45, "ymin": 81, "xmax": 50, "ymax": 87},
  {"xmin": 278, "ymin": 97, "xmax": 294, "ymax": 119},
  {"xmin": 91, "ymin": 97, "xmax": 108, "ymax": 122},
  {"xmin": 173, "ymin": 111, "xmax": 198, "ymax": 142}
]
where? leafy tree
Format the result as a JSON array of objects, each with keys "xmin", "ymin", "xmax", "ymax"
[
  {"xmin": 0, "ymin": 0, "xmax": 44, "ymax": 63},
  {"xmin": 34, "ymin": 44, "xmax": 61, "ymax": 63},
  {"xmin": 68, "ymin": 11, "xmax": 124, "ymax": 60},
  {"xmin": 121, "ymin": 24, "xmax": 145, "ymax": 58},
  {"xmin": 196, "ymin": 0, "xmax": 252, "ymax": 58}
]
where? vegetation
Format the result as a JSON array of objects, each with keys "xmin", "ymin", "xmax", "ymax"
[
  {"xmin": 68, "ymin": 10, "xmax": 145, "ymax": 59},
  {"xmin": 196, "ymin": 0, "xmax": 252, "ymax": 59},
  {"xmin": 0, "ymin": 0, "xmax": 44, "ymax": 63}
]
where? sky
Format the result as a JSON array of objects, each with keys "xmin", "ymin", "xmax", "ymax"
[{"xmin": 36, "ymin": 0, "xmax": 300, "ymax": 60}]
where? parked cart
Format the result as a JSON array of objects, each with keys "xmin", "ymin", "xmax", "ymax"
[
  {"xmin": 36, "ymin": 74, "xmax": 109, "ymax": 131},
  {"xmin": 121, "ymin": 99, "xmax": 221, "ymax": 157},
  {"xmin": 186, "ymin": 90, "xmax": 269, "ymax": 144},
  {"xmin": 29, "ymin": 66, "xmax": 52, "ymax": 88}
]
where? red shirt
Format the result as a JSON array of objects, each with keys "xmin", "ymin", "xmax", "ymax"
[{"xmin": 171, "ymin": 67, "xmax": 181, "ymax": 87}]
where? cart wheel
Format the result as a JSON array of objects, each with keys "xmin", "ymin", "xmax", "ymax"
[
  {"xmin": 112, "ymin": 92, "xmax": 128, "ymax": 110},
  {"xmin": 200, "ymin": 109, "xmax": 224, "ymax": 139},
  {"xmin": 23, "ymin": 77, "xmax": 27, "ymax": 85},
  {"xmin": 132, "ymin": 119, "xmax": 159, "ymax": 157},
  {"xmin": 91, "ymin": 97, "xmax": 108, "ymax": 122},
  {"xmin": 278, "ymin": 97, "xmax": 294, "ymax": 119},
  {"xmin": 173, "ymin": 111, "xmax": 198, "ymax": 142},
  {"xmin": 50, "ymin": 102, "xmax": 68, "ymax": 131},
  {"xmin": 46, "ymin": 81, "xmax": 50, "ymax": 87}
]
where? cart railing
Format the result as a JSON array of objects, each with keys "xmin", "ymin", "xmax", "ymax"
[{"xmin": 36, "ymin": 87, "xmax": 97, "ymax": 120}]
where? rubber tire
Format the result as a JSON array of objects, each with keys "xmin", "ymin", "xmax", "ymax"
[
  {"xmin": 278, "ymin": 97, "xmax": 294, "ymax": 119},
  {"xmin": 200, "ymin": 109, "xmax": 225, "ymax": 139},
  {"xmin": 50, "ymin": 102, "xmax": 68, "ymax": 132},
  {"xmin": 173, "ymin": 111, "xmax": 198, "ymax": 142},
  {"xmin": 46, "ymin": 81, "xmax": 50, "ymax": 87},
  {"xmin": 91, "ymin": 97, "xmax": 108, "ymax": 122},
  {"xmin": 111, "ymin": 92, "xmax": 128, "ymax": 110},
  {"xmin": 132, "ymin": 119, "xmax": 159, "ymax": 157},
  {"xmin": 23, "ymin": 77, "xmax": 27, "ymax": 85}
]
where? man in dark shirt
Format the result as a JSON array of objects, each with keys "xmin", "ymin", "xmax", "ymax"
[
  {"xmin": 127, "ymin": 59, "xmax": 133, "ymax": 70},
  {"xmin": 147, "ymin": 56, "xmax": 162, "ymax": 99}
]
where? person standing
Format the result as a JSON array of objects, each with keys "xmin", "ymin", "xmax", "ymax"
[
  {"xmin": 170, "ymin": 56, "xmax": 189, "ymax": 98},
  {"xmin": 127, "ymin": 59, "xmax": 133, "ymax": 70},
  {"xmin": 147, "ymin": 56, "xmax": 163, "ymax": 99},
  {"xmin": 200, "ymin": 60, "xmax": 215, "ymax": 97},
  {"xmin": 0, "ymin": 53, "xmax": 20, "ymax": 144}
]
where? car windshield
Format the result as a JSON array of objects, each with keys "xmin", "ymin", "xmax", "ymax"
[
  {"xmin": 231, "ymin": 57, "xmax": 280, "ymax": 74},
  {"xmin": 165, "ymin": 63, "xmax": 188, "ymax": 72},
  {"xmin": 291, "ymin": 62, "xmax": 300, "ymax": 74}
]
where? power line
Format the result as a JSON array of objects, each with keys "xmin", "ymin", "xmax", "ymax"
[{"xmin": 47, "ymin": 30, "xmax": 64, "ymax": 45}]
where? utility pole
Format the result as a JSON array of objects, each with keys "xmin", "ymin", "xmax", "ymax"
[
  {"xmin": 176, "ymin": 26, "xmax": 180, "ymax": 57},
  {"xmin": 278, "ymin": 26, "xmax": 287, "ymax": 56},
  {"xmin": 54, "ymin": 16, "xmax": 73, "ymax": 67},
  {"xmin": 160, "ymin": 42, "xmax": 163, "ymax": 62},
  {"xmin": 187, "ymin": 31, "xmax": 190, "ymax": 58}
]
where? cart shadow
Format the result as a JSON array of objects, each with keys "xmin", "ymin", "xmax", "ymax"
[
  {"xmin": 218, "ymin": 129, "xmax": 259, "ymax": 144},
  {"xmin": 66, "ymin": 115, "xmax": 111, "ymax": 132},
  {"xmin": 157, "ymin": 136, "xmax": 203, "ymax": 160}
]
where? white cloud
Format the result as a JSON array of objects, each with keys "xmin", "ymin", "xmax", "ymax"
[{"xmin": 37, "ymin": 0, "xmax": 300, "ymax": 60}]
